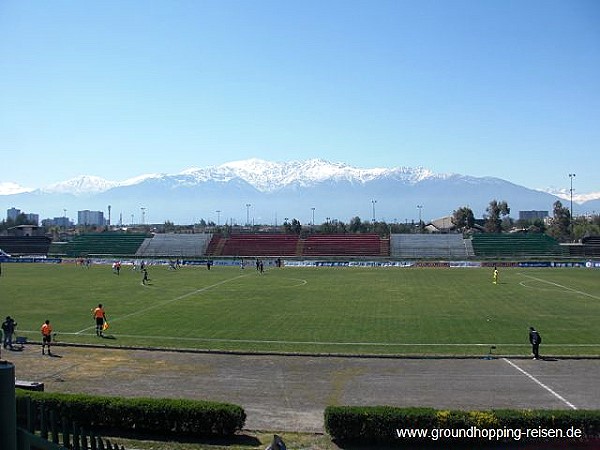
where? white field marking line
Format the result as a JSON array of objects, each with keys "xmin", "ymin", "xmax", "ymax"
[
  {"xmin": 38, "ymin": 332, "xmax": 600, "ymax": 347},
  {"xmin": 285, "ymin": 277, "xmax": 307, "ymax": 287},
  {"xmin": 502, "ymin": 358, "xmax": 577, "ymax": 410},
  {"xmin": 519, "ymin": 280, "xmax": 557, "ymax": 292},
  {"xmin": 518, "ymin": 273, "xmax": 600, "ymax": 300},
  {"xmin": 75, "ymin": 273, "xmax": 249, "ymax": 334}
]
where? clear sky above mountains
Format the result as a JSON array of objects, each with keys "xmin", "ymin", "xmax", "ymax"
[{"xmin": 1, "ymin": 0, "xmax": 598, "ymax": 196}]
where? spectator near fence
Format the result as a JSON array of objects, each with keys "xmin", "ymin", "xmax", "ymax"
[{"xmin": 2, "ymin": 316, "xmax": 17, "ymax": 349}]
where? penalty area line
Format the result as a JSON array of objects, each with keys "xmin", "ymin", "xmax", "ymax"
[{"xmin": 518, "ymin": 273, "xmax": 600, "ymax": 300}]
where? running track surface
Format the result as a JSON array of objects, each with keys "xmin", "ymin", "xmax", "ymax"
[{"xmin": 7, "ymin": 345, "xmax": 600, "ymax": 432}]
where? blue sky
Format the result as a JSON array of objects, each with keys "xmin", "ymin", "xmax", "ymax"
[{"xmin": 1, "ymin": 0, "xmax": 599, "ymax": 195}]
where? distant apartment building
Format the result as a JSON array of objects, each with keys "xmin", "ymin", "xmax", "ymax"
[
  {"xmin": 24, "ymin": 213, "xmax": 39, "ymax": 226},
  {"xmin": 519, "ymin": 210, "xmax": 548, "ymax": 221},
  {"xmin": 7, "ymin": 207, "xmax": 21, "ymax": 221},
  {"xmin": 42, "ymin": 217, "xmax": 72, "ymax": 228},
  {"xmin": 6, "ymin": 207, "xmax": 39, "ymax": 225},
  {"xmin": 78, "ymin": 210, "xmax": 106, "ymax": 226}
]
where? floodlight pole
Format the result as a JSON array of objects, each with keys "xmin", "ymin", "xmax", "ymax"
[
  {"xmin": 417, "ymin": 205, "xmax": 423, "ymax": 233},
  {"xmin": 371, "ymin": 199, "xmax": 377, "ymax": 223},
  {"xmin": 246, "ymin": 204, "xmax": 251, "ymax": 227},
  {"xmin": 569, "ymin": 173, "xmax": 575, "ymax": 239}
]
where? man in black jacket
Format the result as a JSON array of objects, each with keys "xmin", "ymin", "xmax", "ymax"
[
  {"xmin": 529, "ymin": 327, "xmax": 542, "ymax": 360},
  {"xmin": 1, "ymin": 316, "xmax": 16, "ymax": 349}
]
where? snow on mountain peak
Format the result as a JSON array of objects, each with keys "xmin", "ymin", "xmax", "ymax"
[
  {"xmin": 539, "ymin": 187, "xmax": 600, "ymax": 204},
  {"xmin": 180, "ymin": 158, "xmax": 370, "ymax": 191},
  {"xmin": 28, "ymin": 159, "xmax": 441, "ymax": 196},
  {"xmin": 40, "ymin": 173, "xmax": 167, "ymax": 195},
  {"xmin": 43, "ymin": 175, "xmax": 119, "ymax": 195},
  {"xmin": 199, "ymin": 158, "xmax": 438, "ymax": 191}
]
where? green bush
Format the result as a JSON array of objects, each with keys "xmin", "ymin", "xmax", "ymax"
[
  {"xmin": 324, "ymin": 406, "xmax": 437, "ymax": 443},
  {"xmin": 16, "ymin": 390, "xmax": 246, "ymax": 437},
  {"xmin": 324, "ymin": 406, "xmax": 600, "ymax": 444}
]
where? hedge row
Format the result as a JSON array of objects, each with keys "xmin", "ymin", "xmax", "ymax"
[
  {"xmin": 16, "ymin": 390, "xmax": 246, "ymax": 438},
  {"xmin": 324, "ymin": 406, "xmax": 600, "ymax": 444}
]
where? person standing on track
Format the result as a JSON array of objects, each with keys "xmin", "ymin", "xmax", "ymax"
[
  {"xmin": 529, "ymin": 326, "xmax": 542, "ymax": 360},
  {"xmin": 93, "ymin": 304, "xmax": 107, "ymax": 337},
  {"xmin": 41, "ymin": 320, "xmax": 53, "ymax": 355},
  {"xmin": 2, "ymin": 316, "xmax": 16, "ymax": 349}
]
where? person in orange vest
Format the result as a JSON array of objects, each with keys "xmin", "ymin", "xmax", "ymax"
[
  {"xmin": 92, "ymin": 304, "xmax": 107, "ymax": 337},
  {"xmin": 41, "ymin": 320, "xmax": 53, "ymax": 356}
]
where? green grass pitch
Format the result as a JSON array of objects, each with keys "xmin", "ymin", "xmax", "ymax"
[{"xmin": 1, "ymin": 263, "xmax": 599, "ymax": 356}]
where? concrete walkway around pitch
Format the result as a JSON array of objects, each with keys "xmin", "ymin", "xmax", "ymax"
[{"xmin": 5, "ymin": 345, "xmax": 600, "ymax": 433}]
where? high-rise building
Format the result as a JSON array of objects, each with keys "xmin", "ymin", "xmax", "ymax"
[
  {"xmin": 78, "ymin": 210, "xmax": 106, "ymax": 226},
  {"xmin": 7, "ymin": 207, "xmax": 21, "ymax": 221},
  {"xmin": 24, "ymin": 213, "xmax": 39, "ymax": 226}
]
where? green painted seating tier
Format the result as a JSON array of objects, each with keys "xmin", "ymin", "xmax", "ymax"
[
  {"xmin": 63, "ymin": 233, "xmax": 149, "ymax": 257},
  {"xmin": 471, "ymin": 233, "xmax": 567, "ymax": 258}
]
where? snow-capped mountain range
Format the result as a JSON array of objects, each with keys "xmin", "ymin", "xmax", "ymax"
[
  {"xmin": 40, "ymin": 159, "xmax": 440, "ymax": 195},
  {"xmin": 1, "ymin": 159, "xmax": 599, "ymax": 225}
]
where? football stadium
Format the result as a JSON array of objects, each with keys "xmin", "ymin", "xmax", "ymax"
[
  {"xmin": 1, "ymin": 232, "xmax": 599, "ymax": 356},
  {"xmin": 1, "ymin": 232, "xmax": 599, "ymax": 449}
]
